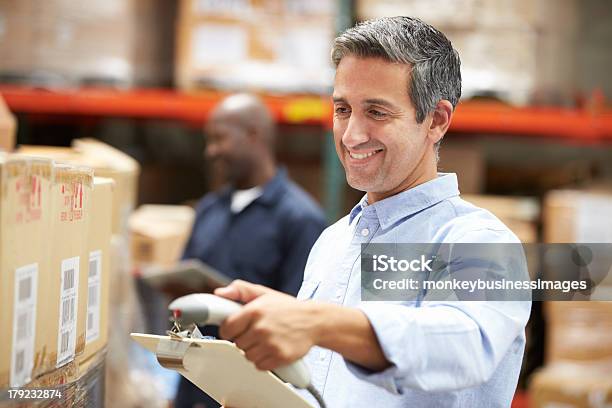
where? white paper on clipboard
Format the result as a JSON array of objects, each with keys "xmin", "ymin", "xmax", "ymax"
[{"xmin": 130, "ymin": 333, "xmax": 314, "ymax": 408}]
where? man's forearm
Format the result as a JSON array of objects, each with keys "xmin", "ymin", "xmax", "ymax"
[{"xmin": 308, "ymin": 302, "xmax": 391, "ymax": 372}]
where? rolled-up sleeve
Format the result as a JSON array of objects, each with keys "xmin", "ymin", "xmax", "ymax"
[{"xmin": 346, "ymin": 228, "xmax": 531, "ymax": 394}]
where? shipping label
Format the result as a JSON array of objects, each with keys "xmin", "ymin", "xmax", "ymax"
[
  {"xmin": 11, "ymin": 264, "xmax": 38, "ymax": 387},
  {"xmin": 56, "ymin": 257, "xmax": 79, "ymax": 367}
]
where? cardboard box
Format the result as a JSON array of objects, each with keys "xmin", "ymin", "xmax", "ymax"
[
  {"xmin": 0, "ymin": 95, "xmax": 17, "ymax": 152},
  {"xmin": 78, "ymin": 177, "xmax": 114, "ymax": 365},
  {"xmin": 462, "ymin": 194, "xmax": 539, "ymax": 243},
  {"xmin": 0, "ymin": 0, "xmax": 173, "ymax": 86},
  {"xmin": 545, "ymin": 302, "xmax": 612, "ymax": 364},
  {"xmin": 438, "ymin": 143, "xmax": 485, "ymax": 194},
  {"xmin": 0, "ymin": 155, "xmax": 53, "ymax": 388},
  {"xmin": 543, "ymin": 189, "xmax": 612, "ymax": 243},
  {"xmin": 530, "ymin": 362, "xmax": 612, "ymax": 408},
  {"xmin": 17, "ymin": 138, "xmax": 140, "ymax": 237},
  {"xmin": 356, "ymin": 0, "xmax": 578, "ymax": 105},
  {"xmin": 43, "ymin": 164, "xmax": 93, "ymax": 374},
  {"xmin": 175, "ymin": 0, "xmax": 335, "ymax": 92},
  {"xmin": 129, "ymin": 205, "xmax": 195, "ymax": 270},
  {"xmin": 543, "ymin": 189, "xmax": 612, "ymax": 291}
]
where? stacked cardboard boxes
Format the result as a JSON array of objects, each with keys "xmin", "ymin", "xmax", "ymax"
[
  {"xmin": 17, "ymin": 138, "xmax": 140, "ymax": 237},
  {"xmin": 0, "ymin": 0, "xmax": 173, "ymax": 86},
  {"xmin": 0, "ymin": 155, "xmax": 53, "ymax": 387},
  {"xmin": 530, "ymin": 361, "xmax": 612, "ymax": 408},
  {"xmin": 175, "ymin": 0, "xmax": 335, "ymax": 92},
  {"xmin": 79, "ymin": 177, "xmax": 114, "ymax": 365},
  {"xmin": 529, "ymin": 189, "xmax": 612, "ymax": 407},
  {"xmin": 0, "ymin": 154, "xmax": 114, "ymax": 402},
  {"xmin": 356, "ymin": 0, "xmax": 578, "ymax": 105}
]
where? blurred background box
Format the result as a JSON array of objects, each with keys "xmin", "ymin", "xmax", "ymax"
[
  {"xmin": 18, "ymin": 138, "xmax": 140, "ymax": 238},
  {"xmin": 0, "ymin": 156, "xmax": 53, "ymax": 388},
  {"xmin": 529, "ymin": 361, "xmax": 612, "ymax": 408},
  {"xmin": 78, "ymin": 177, "xmax": 114, "ymax": 366},
  {"xmin": 0, "ymin": 95, "xmax": 16, "ymax": 151},
  {"xmin": 356, "ymin": 0, "xmax": 579, "ymax": 105},
  {"xmin": 438, "ymin": 142, "xmax": 485, "ymax": 194},
  {"xmin": 129, "ymin": 205, "xmax": 195, "ymax": 271},
  {"xmin": 545, "ymin": 302, "xmax": 612, "ymax": 364},
  {"xmin": 175, "ymin": 0, "xmax": 335, "ymax": 93},
  {"xmin": 543, "ymin": 189, "xmax": 612, "ymax": 243},
  {"xmin": 0, "ymin": 0, "xmax": 174, "ymax": 87},
  {"xmin": 462, "ymin": 194, "xmax": 539, "ymax": 243}
]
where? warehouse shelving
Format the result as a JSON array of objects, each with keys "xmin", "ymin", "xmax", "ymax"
[
  {"xmin": 4, "ymin": 84, "xmax": 612, "ymax": 222},
  {"xmin": 0, "ymin": 85, "xmax": 330, "ymax": 126},
  {"xmin": 2, "ymin": 85, "xmax": 612, "ymax": 141}
]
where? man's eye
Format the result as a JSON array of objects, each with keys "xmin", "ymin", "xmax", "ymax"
[
  {"xmin": 335, "ymin": 106, "xmax": 351, "ymax": 115},
  {"xmin": 368, "ymin": 109, "xmax": 387, "ymax": 119}
]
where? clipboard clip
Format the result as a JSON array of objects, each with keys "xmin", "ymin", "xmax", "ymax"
[
  {"xmin": 156, "ymin": 337, "xmax": 190, "ymax": 370},
  {"xmin": 156, "ymin": 320, "xmax": 205, "ymax": 369}
]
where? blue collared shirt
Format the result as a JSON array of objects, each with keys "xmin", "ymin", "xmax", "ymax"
[{"xmin": 297, "ymin": 173, "xmax": 530, "ymax": 408}]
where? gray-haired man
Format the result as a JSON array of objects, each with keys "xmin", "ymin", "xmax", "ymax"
[{"xmin": 213, "ymin": 17, "xmax": 530, "ymax": 407}]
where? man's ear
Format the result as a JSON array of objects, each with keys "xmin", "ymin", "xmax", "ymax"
[{"xmin": 427, "ymin": 100, "xmax": 453, "ymax": 145}]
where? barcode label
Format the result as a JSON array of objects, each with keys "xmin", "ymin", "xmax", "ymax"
[
  {"xmin": 11, "ymin": 264, "xmax": 38, "ymax": 388},
  {"xmin": 60, "ymin": 331, "xmax": 70, "ymax": 354},
  {"xmin": 86, "ymin": 250, "xmax": 102, "ymax": 344},
  {"xmin": 61, "ymin": 298, "xmax": 75, "ymax": 326},
  {"xmin": 18, "ymin": 277, "xmax": 32, "ymax": 302},
  {"xmin": 16, "ymin": 311, "xmax": 29, "ymax": 339},
  {"xmin": 89, "ymin": 259, "xmax": 98, "ymax": 278},
  {"xmin": 57, "ymin": 257, "xmax": 79, "ymax": 367},
  {"xmin": 88, "ymin": 285, "xmax": 97, "ymax": 307},
  {"xmin": 63, "ymin": 268, "xmax": 75, "ymax": 290},
  {"xmin": 15, "ymin": 350, "xmax": 24, "ymax": 374}
]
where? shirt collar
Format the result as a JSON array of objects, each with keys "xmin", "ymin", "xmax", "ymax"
[
  {"xmin": 219, "ymin": 167, "xmax": 288, "ymax": 206},
  {"xmin": 252, "ymin": 167, "xmax": 288, "ymax": 205},
  {"xmin": 349, "ymin": 173, "xmax": 460, "ymax": 229}
]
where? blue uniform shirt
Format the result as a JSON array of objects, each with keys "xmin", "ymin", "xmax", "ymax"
[{"xmin": 297, "ymin": 173, "xmax": 531, "ymax": 408}]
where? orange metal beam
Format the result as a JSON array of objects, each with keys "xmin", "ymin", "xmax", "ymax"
[
  {"xmin": 0, "ymin": 85, "xmax": 331, "ymax": 126},
  {"xmin": 2, "ymin": 85, "xmax": 611, "ymax": 141}
]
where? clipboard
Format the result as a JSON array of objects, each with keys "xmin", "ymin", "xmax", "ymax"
[
  {"xmin": 140, "ymin": 259, "xmax": 232, "ymax": 292},
  {"xmin": 131, "ymin": 333, "xmax": 314, "ymax": 408}
]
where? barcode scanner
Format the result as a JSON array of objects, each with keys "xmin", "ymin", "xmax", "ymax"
[{"xmin": 168, "ymin": 294, "xmax": 327, "ymax": 408}]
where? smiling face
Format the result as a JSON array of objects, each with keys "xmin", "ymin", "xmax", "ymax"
[{"xmin": 333, "ymin": 56, "xmax": 438, "ymax": 203}]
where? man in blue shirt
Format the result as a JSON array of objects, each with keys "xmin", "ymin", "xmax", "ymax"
[
  {"xmin": 175, "ymin": 94, "xmax": 327, "ymax": 408},
  {"xmin": 212, "ymin": 17, "xmax": 530, "ymax": 408}
]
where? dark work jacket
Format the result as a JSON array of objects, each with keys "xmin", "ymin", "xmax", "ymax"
[{"xmin": 175, "ymin": 168, "xmax": 326, "ymax": 408}]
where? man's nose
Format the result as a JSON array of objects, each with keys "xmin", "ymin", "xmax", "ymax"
[{"xmin": 342, "ymin": 115, "xmax": 370, "ymax": 149}]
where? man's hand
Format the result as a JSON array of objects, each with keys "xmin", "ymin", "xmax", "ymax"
[
  {"xmin": 214, "ymin": 280, "xmax": 319, "ymax": 371},
  {"xmin": 215, "ymin": 279, "xmax": 391, "ymax": 373}
]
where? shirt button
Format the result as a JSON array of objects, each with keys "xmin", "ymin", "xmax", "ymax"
[
  {"xmin": 360, "ymin": 228, "xmax": 369, "ymax": 237},
  {"xmin": 318, "ymin": 350, "xmax": 326, "ymax": 361}
]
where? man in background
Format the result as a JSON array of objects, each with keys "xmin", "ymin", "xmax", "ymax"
[{"xmin": 175, "ymin": 93, "xmax": 327, "ymax": 408}]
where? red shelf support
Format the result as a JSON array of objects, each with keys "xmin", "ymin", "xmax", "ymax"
[{"xmin": 2, "ymin": 85, "xmax": 611, "ymax": 142}]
